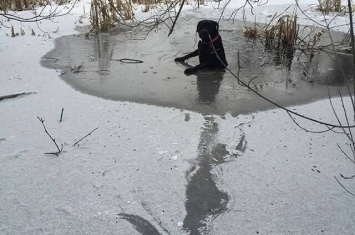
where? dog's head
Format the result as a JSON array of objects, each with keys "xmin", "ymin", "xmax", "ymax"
[{"xmin": 196, "ymin": 20, "xmax": 219, "ymax": 42}]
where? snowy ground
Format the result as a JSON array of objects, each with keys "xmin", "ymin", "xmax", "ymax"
[{"xmin": 1, "ymin": 0, "xmax": 355, "ymax": 234}]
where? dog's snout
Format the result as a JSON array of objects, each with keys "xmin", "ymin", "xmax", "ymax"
[
  {"xmin": 199, "ymin": 28, "xmax": 210, "ymax": 41},
  {"xmin": 200, "ymin": 29, "xmax": 209, "ymax": 36}
]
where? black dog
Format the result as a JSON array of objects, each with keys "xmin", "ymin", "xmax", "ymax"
[{"xmin": 175, "ymin": 20, "xmax": 228, "ymax": 74}]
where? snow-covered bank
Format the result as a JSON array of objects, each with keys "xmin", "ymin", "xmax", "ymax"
[
  {"xmin": 1, "ymin": 0, "xmax": 355, "ymax": 234},
  {"xmin": 0, "ymin": 2, "xmax": 204, "ymax": 234},
  {"xmin": 213, "ymin": 104, "xmax": 355, "ymax": 234}
]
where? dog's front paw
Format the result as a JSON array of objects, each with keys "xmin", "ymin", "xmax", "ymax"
[
  {"xmin": 184, "ymin": 68, "xmax": 195, "ymax": 75},
  {"xmin": 175, "ymin": 57, "xmax": 185, "ymax": 62}
]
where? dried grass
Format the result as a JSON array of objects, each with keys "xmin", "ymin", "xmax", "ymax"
[
  {"xmin": 0, "ymin": 0, "xmax": 70, "ymax": 11},
  {"xmin": 265, "ymin": 13, "xmax": 298, "ymax": 69},
  {"xmin": 90, "ymin": 0, "xmax": 133, "ymax": 32},
  {"xmin": 141, "ymin": 0, "xmax": 153, "ymax": 12},
  {"xmin": 91, "ymin": 0, "xmax": 113, "ymax": 32},
  {"xmin": 116, "ymin": 0, "xmax": 132, "ymax": 19},
  {"xmin": 242, "ymin": 13, "xmax": 298, "ymax": 67},
  {"xmin": 243, "ymin": 26, "xmax": 260, "ymax": 41},
  {"xmin": 317, "ymin": 0, "xmax": 343, "ymax": 14},
  {"xmin": 89, "ymin": 0, "xmax": 174, "ymax": 32},
  {"xmin": 264, "ymin": 14, "xmax": 298, "ymax": 55}
]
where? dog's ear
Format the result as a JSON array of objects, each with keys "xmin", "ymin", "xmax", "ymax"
[
  {"xmin": 196, "ymin": 21, "xmax": 202, "ymax": 32},
  {"xmin": 214, "ymin": 21, "xmax": 219, "ymax": 32}
]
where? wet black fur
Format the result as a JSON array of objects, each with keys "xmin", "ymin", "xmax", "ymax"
[{"xmin": 175, "ymin": 20, "xmax": 228, "ymax": 74}]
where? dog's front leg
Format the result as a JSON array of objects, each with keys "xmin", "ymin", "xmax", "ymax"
[
  {"xmin": 175, "ymin": 49, "xmax": 199, "ymax": 62},
  {"xmin": 184, "ymin": 61, "xmax": 213, "ymax": 75}
]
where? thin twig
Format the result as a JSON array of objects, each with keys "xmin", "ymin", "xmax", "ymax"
[
  {"xmin": 247, "ymin": 76, "xmax": 258, "ymax": 87},
  {"xmin": 287, "ymin": 111, "xmax": 334, "ymax": 133},
  {"xmin": 347, "ymin": 0, "xmax": 355, "ymax": 120},
  {"xmin": 339, "ymin": 91, "xmax": 355, "ymax": 145},
  {"xmin": 341, "ymin": 174, "xmax": 355, "ymax": 179},
  {"xmin": 327, "ymin": 87, "xmax": 351, "ymax": 139},
  {"xmin": 337, "ymin": 143, "xmax": 355, "ymax": 164},
  {"xmin": 73, "ymin": 127, "xmax": 99, "ymax": 146},
  {"xmin": 37, "ymin": 116, "xmax": 62, "ymax": 156},
  {"xmin": 60, "ymin": 108, "xmax": 64, "ymax": 122},
  {"xmin": 0, "ymin": 92, "xmax": 34, "ymax": 101},
  {"xmin": 168, "ymin": 0, "xmax": 186, "ymax": 37},
  {"xmin": 237, "ymin": 52, "xmax": 243, "ymax": 86},
  {"xmin": 335, "ymin": 176, "xmax": 355, "ymax": 197}
]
